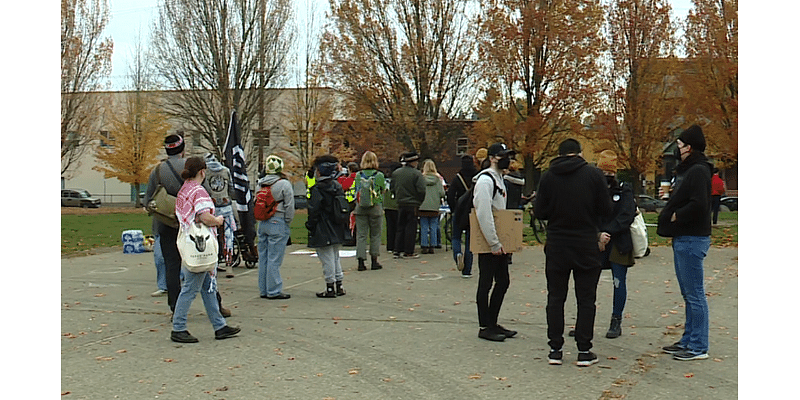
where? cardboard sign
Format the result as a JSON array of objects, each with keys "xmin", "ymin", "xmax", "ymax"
[{"xmin": 469, "ymin": 209, "xmax": 524, "ymax": 254}]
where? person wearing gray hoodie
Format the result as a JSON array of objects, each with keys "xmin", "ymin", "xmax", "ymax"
[
  {"xmin": 256, "ymin": 155, "xmax": 295, "ymax": 300},
  {"xmin": 203, "ymin": 153, "xmax": 239, "ymax": 277}
]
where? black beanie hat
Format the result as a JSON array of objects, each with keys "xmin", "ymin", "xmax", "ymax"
[
  {"xmin": 558, "ymin": 138, "xmax": 582, "ymax": 156},
  {"xmin": 678, "ymin": 125, "xmax": 706, "ymax": 152},
  {"xmin": 164, "ymin": 134, "xmax": 185, "ymax": 156}
]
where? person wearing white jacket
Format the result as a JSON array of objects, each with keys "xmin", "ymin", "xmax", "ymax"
[{"xmin": 473, "ymin": 143, "xmax": 518, "ymax": 342}]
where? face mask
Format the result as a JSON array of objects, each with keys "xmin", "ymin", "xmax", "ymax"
[
  {"xmin": 605, "ymin": 175, "xmax": 615, "ymax": 185},
  {"xmin": 673, "ymin": 146, "xmax": 682, "ymax": 160},
  {"xmin": 497, "ymin": 156, "xmax": 511, "ymax": 170}
]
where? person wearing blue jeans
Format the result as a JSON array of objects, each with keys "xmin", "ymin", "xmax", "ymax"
[
  {"xmin": 451, "ymin": 220, "xmax": 473, "ymax": 277},
  {"xmin": 657, "ymin": 125, "xmax": 713, "ymax": 361},
  {"xmin": 596, "ymin": 150, "xmax": 637, "ymax": 339},
  {"xmin": 255, "ymin": 155, "xmax": 295, "ymax": 300},
  {"xmin": 151, "ymin": 231, "xmax": 168, "ymax": 297},
  {"xmin": 258, "ymin": 216, "xmax": 291, "ymax": 299}
]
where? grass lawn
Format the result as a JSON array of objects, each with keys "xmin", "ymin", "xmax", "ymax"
[{"xmin": 61, "ymin": 209, "xmax": 738, "ymax": 256}]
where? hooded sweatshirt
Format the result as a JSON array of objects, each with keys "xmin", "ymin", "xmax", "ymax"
[
  {"xmin": 534, "ymin": 155, "xmax": 612, "ymax": 248},
  {"xmin": 257, "ymin": 174, "xmax": 295, "ymax": 225},
  {"xmin": 446, "ymin": 158, "xmax": 478, "ymax": 209},
  {"xmin": 203, "ymin": 160, "xmax": 233, "ymax": 207},
  {"xmin": 473, "ymin": 167, "xmax": 507, "ymax": 253},
  {"xmin": 656, "ymin": 152, "xmax": 712, "ymax": 237},
  {"xmin": 419, "ymin": 173, "xmax": 446, "ymax": 212}
]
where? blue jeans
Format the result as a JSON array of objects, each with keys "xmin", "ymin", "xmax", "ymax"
[
  {"xmin": 172, "ymin": 267, "xmax": 226, "ymax": 332},
  {"xmin": 451, "ymin": 220, "xmax": 473, "ymax": 275},
  {"xmin": 257, "ymin": 217, "xmax": 290, "ymax": 297},
  {"xmin": 153, "ymin": 233, "xmax": 167, "ymax": 291},
  {"xmin": 419, "ymin": 216, "xmax": 440, "ymax": 247},
  {"xmin": 672, "ymin": 236, "xmax": 711, "ymax": 354},
  {"xmin": 610, "ymin": 262, "xmax": 628, "ymax": 317}
]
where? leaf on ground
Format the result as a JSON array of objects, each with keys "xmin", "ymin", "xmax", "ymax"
[
  {"xmin": 348, "ymin": 369, "xmax": 359, "ymax": 375},
  {"xmin": 468, "ymin": 373, "xmax": 482, "ymax": 380},
  {"xmin": 95, "ymin": 356, "xmax": 114, "ymax": 361}
]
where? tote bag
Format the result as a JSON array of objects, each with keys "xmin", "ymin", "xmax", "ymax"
[
  {"xmin": 177, "ymin": 221, "xmax": 218, "ymax": 273},
  {"xmin": 630, "ymin": 208, "xmax": 648, "ymax": 258}
]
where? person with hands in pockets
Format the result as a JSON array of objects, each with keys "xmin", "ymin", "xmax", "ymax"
[{"xmin": 473, "ymin": 143, "xmax": 518, "ymax": 342}]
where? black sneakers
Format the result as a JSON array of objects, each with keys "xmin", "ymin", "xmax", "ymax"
[
  {"xmin": 171, "ymin": 330, "xmax": 199, "ymax": 343},
  {"xmin": 661, "ymin": 342, "xmax": 686, "ymax": 354},
  {"xmin": 548, "ymin": 348, "xmax": 563, "ymax": 365},
  {"xmin": 495, "ymin": 324, "xmax": 517, "ymax": 338},
  {"xmin": 672, "ymin": 350, "xmax": 709, "ymax": 361},
  {"xmin": 214, "ymin": 325, "xmax": 241, "ymax": 340},
  {"xmin": 478, "ymin": 327, "xmax": 506, "ymax": 342},
  {"xmin": 577, "ymin": 351, "xmax": 599, "ymax": 367}
]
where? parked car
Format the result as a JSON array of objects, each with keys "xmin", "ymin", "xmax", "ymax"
[
  {"xmin": 635, "ymin": 194, "xmax": 667, "ymax": 212},
  {"xmin": 719, "ymin": 196, "xmax": 737, "ymax": 212},
  {"xmin": 294, "ymin": 194, "xmax": 308, "ymax": 209},
  {"xmin": 61, "ymin": 189, "xmax": 101, "ymax": 208}
]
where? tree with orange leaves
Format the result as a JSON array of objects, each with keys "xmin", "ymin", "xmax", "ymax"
[
  {"xmin": 683, "ymin": 0, "xmax": 737, "ymax": 167},
  {"xmin": 600, "ymin": 0, "xmax": 679, "ymax": 192},
  {"xmin": 474, "ymin": 0, "xmax": 606, "ymax": 192}
]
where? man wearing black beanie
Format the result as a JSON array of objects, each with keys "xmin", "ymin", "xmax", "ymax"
[{"xmin": 657, "ymin": 124, "xmax": 713, "ymax": 361}]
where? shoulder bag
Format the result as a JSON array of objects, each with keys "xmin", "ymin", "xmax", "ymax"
[
  {"xmin": 177, "ymin": 221, "xmax": 218, "ymax": 273},
  {"xmin": 147, "ymin": 162, "xmax": 182, "ymax": 228},
  {"xmin": 630, "ymin": 207, "xmax": 648, "ymax": 258}
]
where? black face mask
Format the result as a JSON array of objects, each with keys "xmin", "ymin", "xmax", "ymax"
[
  {"xmin": 673, "ymin": 146, "xmax": 683, "ymax": 160},
  {"xmin": 497, "ymin": 156, "xmax": 511, "ymax": 170},
  {"xmin": 605, "ymin": 175, "xmax": 615, "ymax": 186}
]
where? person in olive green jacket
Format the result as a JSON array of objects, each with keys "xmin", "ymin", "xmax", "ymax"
[
  {"xmin": 353, "ymin": 151, "xmax": 387, "ymax": 271},
  {"xmin": 418, "ymin": 159, "xmax": 446, "ymax": 254},
  {"xmin": 390, "ymin": 152, "xmax": 426, "ymax": 258}
]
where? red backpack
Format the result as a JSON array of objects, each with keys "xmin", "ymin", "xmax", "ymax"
[{"xmin": 254, "ymin": 183, "xmax": 283, "ymax": 221}]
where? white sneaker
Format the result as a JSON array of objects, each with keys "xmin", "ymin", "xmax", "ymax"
[
  {"xmin": 456, "ymin": 253, "xmax": 464, "ymax": 271},
  {"xmin": 151, "ymin": 289, "xmax": 167, "ymax": 297},
  {"xmin": 461, "ymin": 273, "xmax": 472, "ymax": 278}
]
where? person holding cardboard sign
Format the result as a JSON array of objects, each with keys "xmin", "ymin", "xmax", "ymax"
[{"xmin": 473, "ymin": 143, "xmax": 518, "ymax": 342}]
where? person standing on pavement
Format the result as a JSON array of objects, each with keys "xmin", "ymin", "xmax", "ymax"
[
  {"xmin": 473, "ymin": 143, "xmax": 518, "ymax": 342},
  {"xmin": 256, "ymin": 155, "xmax": 295, "ymax": 300},
  {"xmin": 170, "ymin": 156, "xmax": 241, "ymax": 343},
  {"xmin": 354, "ymin": 151, "xmax": 386, "ymax": 271},
  {"xmin": 447, "ymin": 155, "xmax": 478, "ymax": 278},
  {"xmin": 383, "ymin": 161, "xmax": 401, "ymax": 256},
  {"xmin": 202, "ymin": 153, "xmax": 238, "ymax": 278},
  {"xmin": 150, "ymin": 218, "xmax": 168, "ymax": 297},
  {"xmin": 391, "ymin": 152, "xmax": 426, "ymax": 259},
  {"xmin": 596, "ymin": 150, "xmax": 637, "ymax": 339},
  {"xmin": 534, "ymin": 138, "xmax": 613, "ymax": 366},
  {"xmin": 657, "ymin": 125, "xmax": 713, "ymax": 361},
  {"xmin": 710, "ymin": 168, "xmax": 726, "ymax": 225},
  {"xmin": 307, "ymin": 155, "xmax": 348, "ymax": 298},
  {"xmin": 144, "ymin": 135, "xmax": 187, "ymax": 313},
  {"xmin": 418, "ymin": 159, "xmax": 446, "ymax": 255}
]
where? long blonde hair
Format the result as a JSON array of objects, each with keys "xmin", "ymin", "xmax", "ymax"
[{"xmin": 422, "ymin": 159, "xmax": 437, "ymax": 175}]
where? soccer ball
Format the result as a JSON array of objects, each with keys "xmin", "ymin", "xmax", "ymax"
[{"xmin": 265, "ymin": 155, "xmax": 283, "ymax": 174}]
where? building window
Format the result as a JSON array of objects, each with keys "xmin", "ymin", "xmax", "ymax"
[
  {"xmin": 99, "ymin": 131, "xmax": 111, "ymax": 147},
  {"xmin": 456, "ymin": 137, "xmax": 468, "ymax": 155}
]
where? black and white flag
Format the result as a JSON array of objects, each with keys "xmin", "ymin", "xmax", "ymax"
[{"xmin": 223, "ymin": 111, "xmax": 251, "ymax": 212}]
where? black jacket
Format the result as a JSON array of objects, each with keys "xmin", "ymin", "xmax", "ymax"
[
  {"xmin": 657, "ymin": 152, "xmax": 713, "ymax": 237},
  {"xmin": 446, "ymin": 166, "xmax": 477, "ymax": 210},
  {"xmin": 601, "ymin": 180, "xmax": 636, "ymax": 256},
  {"xmin": 534, "ymin": 155, "xmax": 613, "ymax": 248},
  {"xmin": 306, "ymin": 178, "xmax": 346, "ymax": 247}
]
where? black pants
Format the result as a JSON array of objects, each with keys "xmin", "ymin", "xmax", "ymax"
[
  {"xmin": 385, "ymin": 209, "xmax": 398, "ymax": 253},
  {"xmin": 476, "ymin": 253, "xmax": 510, "ymax": 328},
  {"xmin": 157, "ymin": 222, "xmax": 182, "ymax": 312},
  {"xmin": 544, "ymin": 243, "xmax": 602, "ymax": 352},
  {"xmin": 711, "ymin": 195, "xmax": 721, "ymax": 224},
  {"xmin": 394, "ymin": 206, "xmax": 418, "ymax": 255}
]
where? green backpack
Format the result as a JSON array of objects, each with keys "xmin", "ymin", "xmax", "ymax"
[{"xmin": 356, "ymin": 170, "xmax": 382, "ymax": 207}]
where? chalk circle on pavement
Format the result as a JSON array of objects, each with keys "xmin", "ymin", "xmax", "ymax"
[
  {"xmin": 88, "ymin": 267, "xmax": 129, "ymax": 274},
  {"xmin": 411, "ymin": 273, "xmax": 443, "ymax": 281}
]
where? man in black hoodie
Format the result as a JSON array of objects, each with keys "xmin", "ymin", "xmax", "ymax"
[
  {"xmin": 534, "ymin": 139, "xmax": 613, "ymax": 367},
  {"xmin": 657, "ymin": 125, "xmax": 713, "ymax": 361}
]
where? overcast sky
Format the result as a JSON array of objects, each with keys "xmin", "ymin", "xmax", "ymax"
[{"xmin": 104, "ymin": 0, "xmax": 695, "ymax": 91}]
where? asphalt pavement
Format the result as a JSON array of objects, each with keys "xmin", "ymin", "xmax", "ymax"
[{"xmin": 61, "ymin": 242, "xmax": 738, "ymax": 399}]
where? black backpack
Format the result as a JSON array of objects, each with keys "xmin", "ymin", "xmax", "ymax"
[
  {"xmin": 453, "ymin": 172, "xmax": 499, "ymax": 231},
  {"xmin": 331, "ymin": 189, "xmax": 351, "ymax": 225}
]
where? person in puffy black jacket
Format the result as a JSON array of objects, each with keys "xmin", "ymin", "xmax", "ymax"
[
  {"xmin": 307, "ymin": 155, "xmax": 348, "ymax": 298},
  {"xmin": 446, "ymin": 155, "xmax": 478, "ymax": 277},
  {"xmin": 596, "ymin": 150, "xmax": 636, "ymax": 340},
  {"xmin": 534, "ymin": 138, "xmax": 612, "ymax": 367},
  {"xmin": 656, "ymin": 125, "xmax": 713, "ymax": 361}
]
